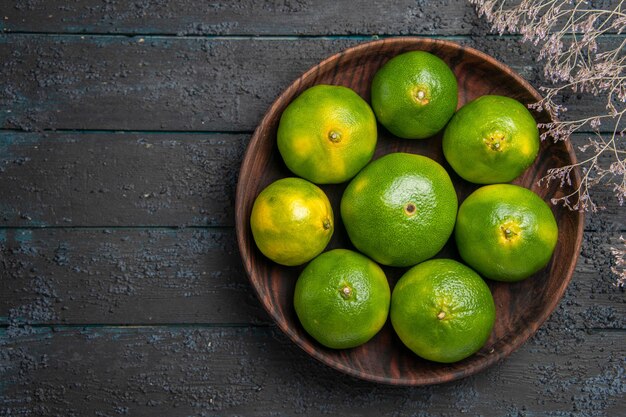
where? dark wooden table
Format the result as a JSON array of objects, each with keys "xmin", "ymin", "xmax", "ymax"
[{"xmin": 1, "ymin": 2, "xmax": 624, "ymax": 416}]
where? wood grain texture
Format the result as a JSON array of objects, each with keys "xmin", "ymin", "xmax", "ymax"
[
  {"xmin": 1, "ymin": 35, "xmax": 622, "ymax": 132},
  {"xmin": 1, "ymin": 326, "xmax": 623, "ymax": 416},
  {"xmin": 0, "ymin": 132, "xmax": 247, "ymax": 227},
  {"xmin": 3, "ymin": 0, "xmax": 621, "ymax": 36},
  {"xmin": 0, "ymin": 228, "xmax": 268, "ymax": 326},
  {"xmin": 0, "ymin": 227, "xmax": 622, "ymax": 328},
  {"xmin": 236, "ymin": 38, "xmax": 585, "ymax": 385},
  {"xmin": 1, "ymin": 0, "xmax": 477, "ymax": 36},
  {"xmin": 0, "ymin": 131, "xmax": 623, "ymax": 228}
]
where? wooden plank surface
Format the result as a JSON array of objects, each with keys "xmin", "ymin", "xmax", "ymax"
[
  {"xmin": 1, "ymin": 326, "xmax": 623, "ymax": 416},
  {"xmin": 0, "ymin": 132, "xmax": 247, "ymax": 227},
  {"xmin": 1, "ymin": 1, "xmax": 624, "ymax": 414},
  {"xmin": 3, "ymin": 0, "xmax": 621, "ymax": 36},
  {"xmin": 1, "ymin": 131, "xmax": 624, "ymax": 228},
  {"xmin": 1, "ymin": 0, "xmax": 480, "ymax": 36},
  {"xmin": 1, "ymin": 227, "xmax": 623, "ymax": 328},
  {"xmin": 1, "ymin": 35, "xmax": 622, "ymax": 132},
  {"xmin": 0, "ymin": 228, "xmax": 269, "ymax": 326}
]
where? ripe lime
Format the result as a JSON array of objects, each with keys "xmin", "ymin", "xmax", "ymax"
[
  {"xmin": 370, "ymin": 51, "xmax": 458, "ymax": 139},
  {"xmin": 442, "ymin": 95, "xmax": 540, "ymax": 183},
  {"xmin": 390, "ymin": 258, "xmax": 496, "ymax": 363},
  {"xmin": 340, "ymin": 152, "xmax": 458, "ymax": 267},
  {"xmin": 455, "ymin": 184, "xmax": 558, "ymax": 282},
  {"xmin": 294, "ymin": 249, "xmax": 390, "ymax": 349},
  {"xmin": 250, "ymin": 177, "xmax": 333, "ymax": 266},
  {"xmin": 277, "ymin": 84, "xmax": 377, "ymax": 184}
]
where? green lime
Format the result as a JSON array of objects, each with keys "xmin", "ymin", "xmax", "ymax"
[
  {"xmin": 341, "ymin": 152, "xmax": 458, "ymax": 267},
  {"xmin": 294, "ymin": 249, "xmax": 390, "ymax": 349},
  {"xmin": 277, "ymin": 84, "xmax": 377, "ymax": 184},
  {"xmin": 442, "ymin": 95, "xmax": 540, "ymax": 183},
  {"xmin": 455, "ymin": 184, "xmax": 558, "ymax": 282},
  {"xmin": 371, "ymin": 51, "xmax": 458, "ymax": 139},
  {"xmin": 390, "ymin": 258, "xmax": 496, "ymax": 363},
  {"xmin": 250, "ymin": 177, "xmax": 333, "ymax": 266}
]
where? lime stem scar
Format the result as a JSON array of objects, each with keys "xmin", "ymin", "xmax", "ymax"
[
  {"xmin": 437, "ymin": 311, "xmax": 446, "ymax": 320},
  {"xmin": 323, "ymin": 218, "xmax": 331, "ymax": 230},
  {"xmin": 340, "ymin": 286, "xmax": 352, "ymax": 299},
  {"xmin": 484, "ymin": 131, "xmax": 506, "ymax": 151},
  {"xmin": 328, "ymin": 130, "xmax": 341, "ymax": 143},
  {"xmin": 500, "ymin": 224, "xmax": 519, "ymax": 240},
  {"xmin": 404, "ymin": 203, "xmax": 417, "ymax": 215},
  {"xmin": 414, "ymin": 89, "xmax": 429, "ymax": 105}
]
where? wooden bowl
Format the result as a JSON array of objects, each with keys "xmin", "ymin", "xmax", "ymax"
[{"xmin": 235, "ymin": 38, "xmax": 583, "ymax": 385}]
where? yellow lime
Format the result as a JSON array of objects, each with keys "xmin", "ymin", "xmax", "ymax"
[
  {"xmin": 277, "ymin": 84, "xmax": 377, "ymax": 184},
  {"xmin": 250, "ymin": 177, "xmax": 333, "ymax": 266}
]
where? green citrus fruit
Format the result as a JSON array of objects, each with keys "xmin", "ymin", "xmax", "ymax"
[
  {"xmin": 340, "ymin": 152, "xmax": 458, "ymax": 267},
  {"xmin": 370, "ymin": 51, "xmax": 458, "ymax": 139},
  {"xmin": 455, "ymin": 184, "xmax": 558, "ymax": 282},
  {"xmin": 250, "ymin": 177, "xmax": 333, "ymax": 266},
  {"xmin": 390, "ymin": 258, "xmax": 496, "ymax": 363},
  {"xmin": 294, "ymin": 249, "xmax": 390, "ymax": 349},
  {"xmin": 277, "ymin": 84, "xmax": 377, "ymax": 184},
  {"xmin": 442, "ymin": 95, "xmax": 540, "ymax": 183}
]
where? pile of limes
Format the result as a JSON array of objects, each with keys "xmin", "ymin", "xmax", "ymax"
[{"xmin": 250, "ymin": 50, "xmax": 558, "ymax": 363}]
